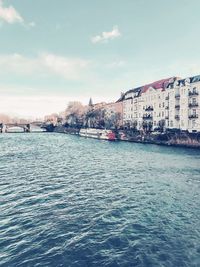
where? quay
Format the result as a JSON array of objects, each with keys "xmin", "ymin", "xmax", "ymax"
[{"xmin": 53, "ymin": 126, "xmax": 200, "ymax": 149}]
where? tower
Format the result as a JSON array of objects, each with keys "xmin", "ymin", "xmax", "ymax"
[{"xmin": 89, "ymin": 97, "xmax": 93, "ymax": 107}]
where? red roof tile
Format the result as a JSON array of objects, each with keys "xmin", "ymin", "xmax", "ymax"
[{"xmin": 141, "ymin": 77, "xmax": 175, "ymax": 94}]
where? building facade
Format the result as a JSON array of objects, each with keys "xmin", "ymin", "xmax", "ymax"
[
  {"xmin": 122, "ymin": 75, "xmax": 200, "ymax": 132},
  {"xmin": 104, "ymin": 101, "xmax": 123, "ymax": 115},
  {"xmin": 90, "ymin": 98, "xmax": 123, "ymax": 127}
]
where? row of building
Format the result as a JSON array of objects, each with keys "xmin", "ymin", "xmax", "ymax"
[
  {"xmin": 96, "ymin": 74, "xmax": 200, "ymax": 132},
  {"xmin": 44, "ymin": 74, "xmax": 200, "ymax": 132}
]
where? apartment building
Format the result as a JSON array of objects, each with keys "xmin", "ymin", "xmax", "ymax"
[
  {"xmin": 122, "ymin": 75, "xmax": 200, "ymax": 132},
  {"xmin": 89, "ymin": 94, "xmax": 123, "ymax": 123},
  {"xmin": 103, "ymin": 101, "xmax": 122, "ymax": 116}
]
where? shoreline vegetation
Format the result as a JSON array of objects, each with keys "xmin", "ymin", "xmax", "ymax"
[
  {"xmin": 53, "ymin": 125, "xmax": 200, "ymax": 149},
  {"xmin": 1, "ymin": 101, "xmax": 200, "ymax": 148},
  {"xmin": 43, "ymin": 101, "xmax": 200, "ymax": 148}
]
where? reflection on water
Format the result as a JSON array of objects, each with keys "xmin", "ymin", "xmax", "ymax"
[{"xmin": 30, "ymin": 126, "xmax": 46, "ymax": 132}]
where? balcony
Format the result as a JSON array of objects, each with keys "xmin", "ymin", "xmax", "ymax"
[
  {"xmin": 143, "ymin": 114, "xmax": 153, "ymax": 120},
  {"xmin": 189, "ymin": 103, "xmax": 198, "ymax": 108},
  {"xmin": 189, "ymin": 114, "xmax": 198, "ymax": 119},
  {"xmin": 189, "ymin": 91, "xmax": 198, "ymax": 96},
  {"xmin": 145, "ymin": 106, "xmax": 154, "ymax": 111},
  {"xmin": 175, "ymin": 93, "xmax": 180, "ymax": 99},
  {"xmin": 175, "ymin": 104, "xmax": 180, "ymax": 109},
  {"xmin": 175, "ymin": 115, "xmax": 180, "ymax": 120}
]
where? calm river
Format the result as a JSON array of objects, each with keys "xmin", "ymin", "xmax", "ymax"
[{"xmin": 0, "ymin": 133, "xmax": 200, "ymax": 267}]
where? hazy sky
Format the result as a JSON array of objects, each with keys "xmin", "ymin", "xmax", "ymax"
[{"xmin": 0, "ymin": 0, "xmax": 200, "ymax": 118}]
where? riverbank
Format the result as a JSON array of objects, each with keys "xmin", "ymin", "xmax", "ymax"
[
  {"xmin": 53, "ymin": 126, "xmax": 200, "ymax": 149},
  {"xmin": 118, "ymin": 130, "xmax": 200, "ymax": 148}
]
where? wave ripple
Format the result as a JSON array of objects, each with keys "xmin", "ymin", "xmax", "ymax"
[{"xmin": 0, "ymin": 133, "xmax": 200, "ymax": 267}]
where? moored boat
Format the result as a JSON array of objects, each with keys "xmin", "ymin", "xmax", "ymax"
[
  {"xmin": 118, "ymin": 130, "xmax": 129, "ymax": 141},
  {"xmin": 79, "ymin": 128, "xmax": 116, "ymax": 141}
]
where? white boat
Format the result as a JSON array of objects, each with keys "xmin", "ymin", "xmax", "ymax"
[{"xmin": 79, "ymin": 128, "xmax": 116, "ymax": 141}]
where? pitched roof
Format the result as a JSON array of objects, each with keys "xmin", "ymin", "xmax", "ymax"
[
  {"xmin": 141, "ymin": 77, "xmax": 175, "ymax": 94},
  {"xmin": 190, "ymin": 75, "xmax": 200, "ymax": 83},
  {"xmin": 120, "ymin": 87, "xmax": 142, "ymax": 100}
]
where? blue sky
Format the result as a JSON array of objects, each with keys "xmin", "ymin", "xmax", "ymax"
[{"xmin": 0, "ymin": 0, "xmax": 200, "ymax": 118}]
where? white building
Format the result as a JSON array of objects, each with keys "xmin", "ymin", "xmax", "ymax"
[{"xmin": 122, "ymin": 75, "xmax": 200, "ymax": 132}]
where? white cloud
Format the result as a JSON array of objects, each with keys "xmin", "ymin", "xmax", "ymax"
[
  {"xmin": 0, "ymin": 53, "xmax": 90, "ymax": 80},
  {"xmin": 40, "ymin": 53, "xmax": 89, "ymax": 79},
  {"xmin": 0, "ymin": 0, "xmax": 24, "ymax": 24},
  {"xmin": 29, "ymin": 21, "xmax": 35, "ymax": 27},
  {"xmin": 0, "ymin": 53, "xmax": 40, "ymax": 74},
  {"xmin": 91, "ymin": 26, "xmax": 121, "ymax": 44}
]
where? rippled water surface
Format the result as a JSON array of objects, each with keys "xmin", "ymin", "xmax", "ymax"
[{"xmin": 0, "ymin": 133, "xmax": 200, "ymax": 267}]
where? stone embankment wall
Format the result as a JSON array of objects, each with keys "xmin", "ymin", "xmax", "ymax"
[
  {"xmin": 164, "ymin": 132, "xmax": 200, "ymax": 148},
  {"xmin": 53, "ymin": 126, "xmax": 200, "ymax": 149},
  {"xmin": 118, "ymin": 130, "xmax": 200, "ymax": 148}
]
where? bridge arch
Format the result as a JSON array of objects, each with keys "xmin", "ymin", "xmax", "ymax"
[{"xmin": 5, "ymin": 124, "xmax": 30, "ymax": 133}]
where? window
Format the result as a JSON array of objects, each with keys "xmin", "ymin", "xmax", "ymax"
[
  {"xmin": 192, "ymin": 98, "xmax": 196, "ymax": 104},
  {"xmin": 193, "ymin": 109, "xmax": 196, "ymax": 115}
]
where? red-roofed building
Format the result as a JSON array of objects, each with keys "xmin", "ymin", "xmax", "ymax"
[
  {"xmin": 122, "ymin": 75, "xmax": 200, "ymax": 132},
  {"xmin": 141, "ymin": 77, "xmax": 176, "ymax": 94}
]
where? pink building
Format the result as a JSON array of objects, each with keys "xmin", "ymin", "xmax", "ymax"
[{"xmin": 104, "ymin": 101, "xmax": 123, "ymax": 125}]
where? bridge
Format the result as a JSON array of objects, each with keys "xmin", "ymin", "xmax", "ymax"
[{"xmin": 0, "ymin": 121, "xmax": 48, "ymax": 133}]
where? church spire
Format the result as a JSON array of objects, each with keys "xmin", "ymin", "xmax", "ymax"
[{"xmin": 88, "ymin": 97, "xmax": 93, "ymax": 107}]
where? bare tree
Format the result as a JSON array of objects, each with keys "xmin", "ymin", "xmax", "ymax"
[
  {"xmin": 104, "ymin": 112, "xmax": 121, "ymax": 129},
  {"xmin": 65, "ymin": 101, "xmax": 86, "ymax": 128},
  {"xmin": 84, "ymin": 108, "xmax": 105, "ymax": 128}
]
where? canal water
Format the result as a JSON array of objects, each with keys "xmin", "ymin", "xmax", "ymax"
[{"xmin": 0, "ymin": 133, "xmax": 200, "ymax": 267}]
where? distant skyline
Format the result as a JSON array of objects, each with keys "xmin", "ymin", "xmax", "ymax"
[{"xmin": 1, "ymin": 0, "xmax": 200, "ymax": 118}]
